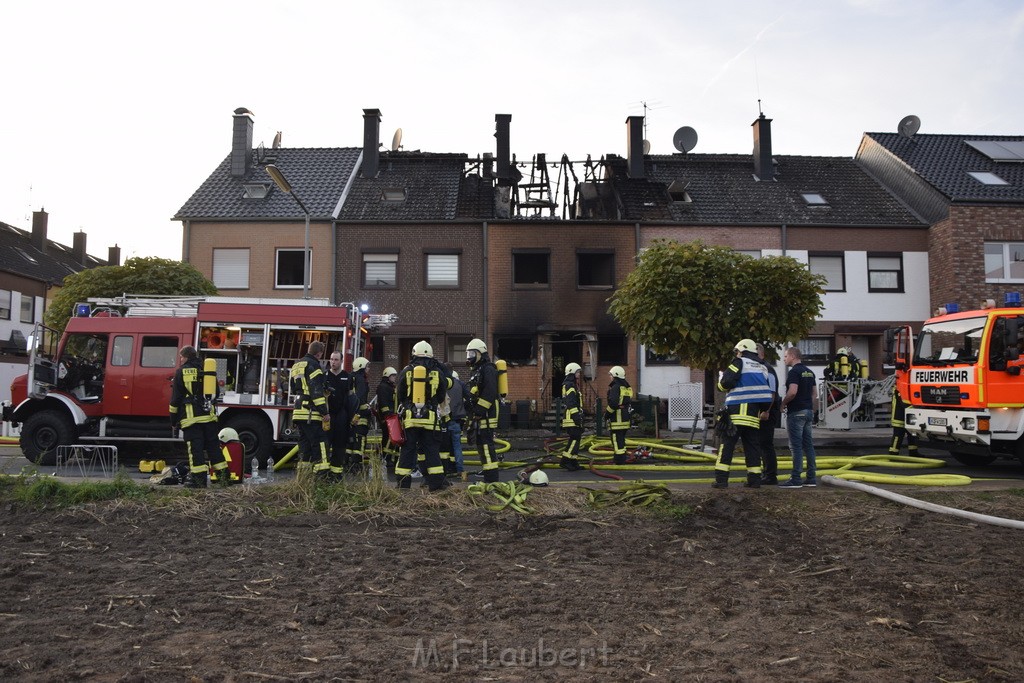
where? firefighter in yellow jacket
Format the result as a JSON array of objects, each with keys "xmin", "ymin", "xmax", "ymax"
[
  {"xmin": 605, "ymin": 365, "xmax": 633, "ymax": 465},
  {"xmin": 465, "ymin": 338, "xmax": 500, "ymax": 482},
  {"xmin": 560, "ymin": 362, "xmax": 584, "ymax": 471},
  {"xmin": 169, "ymin": 345, "xmax": 228, "ymax": 487},
  {"xmin": 290, "ymin": 341, "xmax": 330, "ymax": 478},
  {"xmin": 394, "ymin": 341, "xmax": 452, "ymax": 491}
]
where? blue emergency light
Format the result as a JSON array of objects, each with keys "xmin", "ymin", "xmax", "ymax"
[
  {"xmin": 944, "ymin": 302, "xmax": 959, "ymax": 314},
  {"xmin": 75, "ymin": 303, "xmax": 91, "ymax": 317},
  {"xmin": 1006, "ymin": 292, "xmax": 1021, "ymax": 307}
]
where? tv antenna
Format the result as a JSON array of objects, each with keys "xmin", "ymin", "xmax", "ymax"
[
  {"xmin": 672, "ymin": 126, "xmax": 698, "ymax": 153},
  {"xmin": 391, "ymin": 128, "xmax": 403, "ymax": 151},
  {"xmin": 898, "ymin": 114, "xmax": 921, "ymax": 139}
]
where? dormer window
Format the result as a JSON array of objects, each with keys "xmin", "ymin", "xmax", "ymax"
[
  {"xmin": 667, "ymin": 181, "xmax": 692, "ymax": 203},
  {"xmin": 14, "ymin": 247, "xmax": 38, "ymax": 265},
  {"xmin": 381, "ymin": 188, "xmax": 407, "ymax": 202},
  {"xmin": 242, "ymin": 183, "xmax": 271, "ymax": 199},
  {"xmin": 967, "ymin": 171, "xmax": 1008, "ymax": 186},
  {"xmin": 801, "ymin": 192, "xmax": 828, "ymax": 206}
]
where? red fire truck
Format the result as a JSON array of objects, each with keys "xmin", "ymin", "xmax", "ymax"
[
  {"xmin": 1, "ymin": 296, "xmax": 395, "ymax": 466},
  {"xmin": 888, "ymin": 296, "xmax": 1024, "ymax": 466}
]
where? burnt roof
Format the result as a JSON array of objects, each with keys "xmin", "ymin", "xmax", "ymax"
[
  {"xmin": 174, "ymin": 147, "xmax": 362, "ymax": 221},
  {"xmin": 863, "ymin": 132, "xmax": 1024, "ymax": 203},
  {"xmin": 337, "ymin": 151, "xmax": 468, "ymax": 221},
  {"xmin": 0, "ymin": 221, "xmax": 106, "ymax": 284},
  {"xmin": 606, "ymin": 153, "xmax": 924, "ymax": 226}
]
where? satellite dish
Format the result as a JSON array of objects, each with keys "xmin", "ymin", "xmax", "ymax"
[
  {"xmin": 672, "ymin": 126, "xmax": 698, "ymax": 153},
  {"xmin": 642, "ymin": 139, "xmax": 651, "ymax": 155},
  {"xmin": 272, "ymin": 131, "xmax": 282, "ymax": 149},
  {"xmin": 898, "ymin": 115, "xmax": 921, "ymax": 139},
  {"xmin": 391, "ymin": 128, "xmax": 403, "ymax": 151}
]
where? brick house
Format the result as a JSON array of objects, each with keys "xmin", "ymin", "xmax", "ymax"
[{"xmin": 856, "ymin": 132, "xmax": 1024, "ymax": 312}]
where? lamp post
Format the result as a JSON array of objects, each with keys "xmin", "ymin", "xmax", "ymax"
[{"xmin": 265, "ymin": 164, "xmax": 311, "ymax": 299}]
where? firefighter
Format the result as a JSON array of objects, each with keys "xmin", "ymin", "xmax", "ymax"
[
  {"xmin": 216, "ymin": 427, "xmax": 243, "ymax": 484},
  {"xmin": 376, "ymin": 366, "xmax": 399, "ymax": 472},
  {"xmin": 713, "ymin": 339, "xmax": 772, "ymax": 489},
  {"xmin": 756, "ymin": 343, "xmax": 781, "ymax": 485},
  {"xmin": 605, "ymin": 365, "xmax": 633, "ymax": 465},
  {"xmin": 394, "ymin": 341, "xmax": 452, "ymax": 491},
  {"xmin": 826, "ymin": 347, "xmax": 862, "ymax": 381},
  {"xmin": 560, "ymin": 362, "xmax": 584, "ymax": 472},
  {"xmin": 889, "ymin": 387, "xmax": 918, "ymax": 456},
  {"xmin": 465, "ymin": 339, "xmax": 500, "ymax": 482},
  {"xmin": 347, "ymin": 357, "xmax": 371, "ymax": 474},
  {"xmin": 325, "ymin": 350, "xmax": 354, "ymax": 480},
  {"xmin": 169, "ymin": 345, "xmax": 228, "ymax": 487},
  {"xmin": 290, "ymin": 341, "xmax": 331, "ymax": 478}
]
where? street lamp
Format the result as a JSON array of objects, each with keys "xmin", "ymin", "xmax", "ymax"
[{"xmin": 265, "ymin": 164, "xmax": 311, "ymax": 299}]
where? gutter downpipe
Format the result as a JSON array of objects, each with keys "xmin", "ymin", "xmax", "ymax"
[
  {"xmin": 635, "ymin": 222, "xmax": 642, "ymax": 391},
  {"xmin": 781, "ymin": 223, "xmax": 787, "ymax": 256},
  {"xmin": 331, "ymin": 220, "xmax": 338, "ymax": 304},
  {"xmin": 482, "ymin": 221, "xmax": 489, "ymax": 346},
  {"xmin": 183, "ymin": 220, "xmax": 191, "ymax": 264}
]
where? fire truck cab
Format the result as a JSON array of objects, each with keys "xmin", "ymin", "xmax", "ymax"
[
  {"xmin": 2, "ymin": 296, "xmax": 394, "ymax": 466},
  {"xmin": 890, "ymin": 297, "xmax": 1024, "ymax": 466}
]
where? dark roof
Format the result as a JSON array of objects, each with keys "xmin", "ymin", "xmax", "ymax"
[
  {"xmin": 337, "ymin": 152, "xmax": 467, "ymax": 221},
  {"xmin": 864, "ymin": 133, "xmax": 1024, "ymax": 203},
  {"xmin": 456, "ymin": 173, "xmax": 496, "ymax": 219},
  {"xmin": 174, "ymin": 147, "xmax": 362, "ymax": 220},
  {"xmin": 606, "ymin": 153, "xmax": 924, "ymax": 226},
  {"xmin": 0, "ymin": 222, "xmax": 106, "ymax": 284}
]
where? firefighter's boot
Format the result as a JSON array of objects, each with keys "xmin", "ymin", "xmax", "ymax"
[
  {"xmin": 482, "ymin": 469, "xmax": 499, "ymax": 484},
  {"xmin": 712, "ymin": 471, "xmax": 729, "ymax": 489},
  {"xmin": 560, "ymin": 456, "xmax": 581, "ymax": 472},
  {"xmin": 744, "ymin": 472, "xmax": 761, "ymax": 489},
  {"xmin": 187, "ymin": 473, "xmax": 208, "ymax": 489}
]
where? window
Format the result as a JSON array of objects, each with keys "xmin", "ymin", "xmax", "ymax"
[
  {"xmin": 448, "ymin": 336, "xmax": 471, "ymax": 364},
  {"xmin": 867, "ymin": 253, "xmax": 904, "ymax": 293},
  {"xmin": 0, "ymin": 289, "xmax": 10, "ymax": 320},
  {"xmin": 426, "ymin": 253, "xmax": 460, "ymax": 288},
  {"xmin": 111, "ymin": 336, "xmax": 134, "ymax": 366},
  {"xmin": 242, "ymin": 182, "xmax": 271, "ymax": 199},
  {"xmin": 363, "ymin": 252, "xmax": 398, "ymax": 288},
  {"xmin": 140, "ymin": 336, "xmax": 179, "ymax": 368},
  {"xmin": 14, "ymin": 247, "xmax": 38, "ymax": 265},
  {"xmin": 796, "ymin": 338, "xmax": 830, "ymax": 364},
  {"xmin": 597, "ymin": 335, "xmax": 627, "ymax": 365},
  {"xmin": 20, "ymin": 294, "xmax": 34, "ymax": 324},
  {"xmin": 213, "ymin": 248, "xmax": 250, "ymax": 289},
  {"xmin": 381, "ymin": 188, "xmax": 407, "ymax": 202},
  {"xmin": 275, "ymin": 248, "xmax": 309, "ymax": 289},
  {"xmin": 495, "ymin": 336, "xmax": 534, "ymax": 363},
  {"xmin": 808, "ymin": 252, "xmax": 845, "ymax": 291},
  {"xmin": 513, "ymin": 250, "xmax": 549, "ymax": 288},
  {"xmin": 735, "ymin": 249, "xmax": 762, "ymax": 258},
  {"xmin": 368, "ymin": 335, "xmax": 385, "ymax": 363},
  {"xmin": 801, "ymin": 192, "xmax": 828, "ymax": 206},
  {"xmin": 967, "ymin": 171, "xmax": 1008, "ymax": 186},
  {"xmin": 646, "ymin": 348, "xmax": 680, "ymax": 365},
  {"xmin": 577, "ymin": 251, "xmax": 615, "ymax": 289},
  {"xmin": 985, "ymin": 242, "xmax": 1024, "ymax": 282},
  {"xmin": 667, "ymin": 181, "xmax": 692, "ymax": 203}
]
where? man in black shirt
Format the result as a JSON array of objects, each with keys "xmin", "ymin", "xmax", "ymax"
[{"xmin": 780, "ymin": 347, "xmax": 819, "ymax": 488}]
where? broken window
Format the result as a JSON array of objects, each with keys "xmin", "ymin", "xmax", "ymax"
[
  {"xmin": 577, "ymin": 250, "xmax": 615, "ymax": 289},
  {"xmin": 495, "ymin": 336, "xmax": 534, "ymax": 364},
  {"xmin": 598, "ymin": 334, "xmax": 627, "ymax": 365},
  {"xmin": 513, "ymin": 250, "xmax": 550, "ymax": 288}
]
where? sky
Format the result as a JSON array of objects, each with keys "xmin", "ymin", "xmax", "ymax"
[{"xmin": 1, "ymin": 0, "xmax": 1022, "ymax": 262}]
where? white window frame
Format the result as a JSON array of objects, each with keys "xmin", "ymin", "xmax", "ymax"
[
  {"xmin": 20, "ymin": 293, "xmax": 34, "ymax": 324},
  {"xmin": 985, "ymin": 242, "xmax": 1024, "ymax": 283},
  {"xmin": 276, "ymin": 248, "xmax": 310, "ymax": 290},
  {"xmin": 212, "ymin": 248, "xmax": 250, "ymax": 289},
  {"xmin": 867, "ymin": 253, "xmax": 904, "ymax": 293},
  {"xmin": 426, "ymin": 253, "xmax": 459, "ymax": 288},
  {"xmin": 363, "ymin": 253, "xmax": 398, "ymax": 288},
  {"xmin": 0, "ymin": 289, "xmax": 12, "ymax": 320},
  {"xmin": 808, "ymin": 253, "xmax": 845, "ymax": 292}
]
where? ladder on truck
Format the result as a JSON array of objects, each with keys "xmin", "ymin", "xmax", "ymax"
[{"xmin": 85, "ymin": 294, "xmax": 337, "ymax": 318}]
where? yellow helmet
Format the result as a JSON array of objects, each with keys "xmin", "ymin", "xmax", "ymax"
[
  {"xmin": 412, "ymin": 340, "xmax": 433, "ymax": 358},
  {"xmin": 609, "ymin": 365, "xmax": 625, "ymax": 379},
  {"xmin": 218, "ymin": 427, "xmax": 240, "ymax": 442},
  {"xmin": 734, "ymin": 339, "xmax": 757, "ymax": 353},
  {"xmin": 353, "ymin": 357, "xmax": 369, "ymax": 371},
  {"xmin": 564, "ymin": 362, "xmax": 582, "ymax": 375},
  {"xmin": 383, "ymin": 366, "xmax": 397, "ymax": 377}
]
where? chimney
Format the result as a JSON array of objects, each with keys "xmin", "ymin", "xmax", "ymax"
[
  {"xmin": 72, "ymin": 231, "xmax": 87, "ymax": 266},
  {"xmin": 752, "ymin": 113, "xmax": 774, "ymax": 181},
  {"xmin": 31, "ymin": 209, "xmax": 48, "ymax": 253},
  {"xmin": 230, "ymin": 107, "xmax": 254, "ymax": 178},
  {"xmin": 108, "ymin": 244, "xmax": 121, "ymax": 267},
  {"xmin": 482, "ymin": 152, "xmax": 494, "ymax": 178},
  {"xmin": 495, "ymin": 114, "xmax": 512, "ymax": 184},
  {"xmin": 361, "ymin": 108, "xmax": 381, "ymax": 178},
  {"xmin": 626, "ymin": 115, "xmax": 645, "ymax": 179}
]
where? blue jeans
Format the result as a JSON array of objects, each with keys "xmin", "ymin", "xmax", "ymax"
[
  {"xmin": 448, "ymin": 420, "xmax": 464, "ymax": 472},
  {"xmin": 786, "ymin": 409, "xmax": 816, "ymax": 483}
]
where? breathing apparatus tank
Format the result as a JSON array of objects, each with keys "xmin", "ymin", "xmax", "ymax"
[
  {"xmin": 203, "ymin": 358, "xmax": 218, "ymax": 398},
  {"xmin": 495, "ymin": 359, "xmax": 508, "ymax": 398},
  {"xmin": 412, "ymin": 364, "xmax": 427, "ymax": 407}
]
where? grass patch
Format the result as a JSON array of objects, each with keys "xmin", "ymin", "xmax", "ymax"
[{"xmin": 0, "ymin": 470, "xmax": 149, "ymax": 508}]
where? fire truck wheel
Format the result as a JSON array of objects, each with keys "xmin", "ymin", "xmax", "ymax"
[
  {"xmin": 21, "ymin": 410, "xmax": 74, "ymax": 467},
  {"xmin": 224, "ymin": 414, "xmax": 273, "ymax": 469},
  {"xmin": 951, "ymin": 451, "xmax": 997, "ymax": 467}
]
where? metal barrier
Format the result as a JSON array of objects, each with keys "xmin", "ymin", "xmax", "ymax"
[{"xmin": 56, "ymin": 445, "xmax": 118, "ymax": 478}]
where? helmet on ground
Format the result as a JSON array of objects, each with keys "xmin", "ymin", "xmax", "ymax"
[
  {"xmin": 383, "ymin": 366, "xmax": 397, "ymax": 378},
  {"xmin": 412, "ymin": 340, "xmax": 433, "ymax": 358},
  {"xmin": 733, "ymin": 339, "xmax": 757, "ymax": 353},
  {"xmin": 451, "ymin": 370, "xmax": 459, "ymax": 380},
  {"xmin": 528, "ymin": 470, "xmax": 549, "ymax": 486},
  {"xmin": 218, "ymin": 427, "xmax": 240, "ymax": 443},
  {"xmin": 609, "ymin": 365, "xmax": 626, "ymax": 379},
  {"xmin": 564, "ymin": 362, "xmax": 582, "ymax": 375},
  {"xmin": 353, "ymin": 357, "xmax": 369, "ymax": 371}
]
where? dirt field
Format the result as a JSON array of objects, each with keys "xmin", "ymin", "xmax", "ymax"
[{"xmin": 2, "ymin": 481, "xmax": 1023, "ymax": 682}]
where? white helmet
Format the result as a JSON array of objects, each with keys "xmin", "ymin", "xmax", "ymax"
[
  {"xmin": 609, "ymin": 365, "xmax": 625, "ymax": 379},
  {"xmin": 451, "ymin": 370, "xmax": 459, "ymax": 380},
  {"xmin": 734, "ymin": 339, "xmax": 757, "ymax": 353},
  {"xmin": 837, "ymin": 346, "xmax": 851, "ymax": 355},
  {"xmin": 528, "ymin": 470, "xmax": 549, "ymax": 486},
  {"xmin": 466, "ymin": 338, "xmax": 487, "ymax": 364},
  {"xmin": 353, "ymin": 357, "xmax": 369, "ymax": 371},
  {"xmin": 412, "ymin": 340, "xmax": 433, "ymax": 358},
  {"xmin": 564, "ymin": 362, "xmax": 582, "ymax": 375},
  {"xmin": 383, "ymin": 366, "xmax": 397, "ymax": 378},
  {"xmin": 218, "ymin": 427, "xmax": 240, "ymax": 442}
]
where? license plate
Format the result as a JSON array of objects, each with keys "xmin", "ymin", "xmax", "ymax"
[{"xmin": 928, "ymin": 417, "xmax": 948, "ymax": 427}]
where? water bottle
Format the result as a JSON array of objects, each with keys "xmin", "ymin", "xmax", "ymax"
[
  {"xmin": 266, "ymin": 456, "xmax": 275, "ymax": 483},
  {"xmin": 250, "ymin": 456, "xmax": 261, "ymax": 484}
]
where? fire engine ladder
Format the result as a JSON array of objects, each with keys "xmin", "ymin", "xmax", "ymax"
[{"xmin": 86, "ymin": 294, "xmax": 336, "ymax": 318}]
